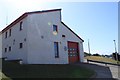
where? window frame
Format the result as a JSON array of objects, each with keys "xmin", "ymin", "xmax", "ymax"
[
  {"xmin": 5, "ymin": 48, "xmax": 7, "ymax": 53},
  {"xmin": 9, "ymin": 46, "xmax": 11, "ymax": 52},
  {"xmin": 53, "ymin": 25, "xmax": 58, "ymax": 32},
  {"xmin": 13, "ymin": 39, "xmax": 15, "ymax": 45},
  {"xmin": 9, "ymin": 29, "xmax": 11, "ymax": 37},
  {"xmin": 19, "ymin": 43, "xmax": 23, "ymax": 49},
  {"xmin": 5, "ymin": 31, "xmax": 7, "ymax": 39},
  {"xmin": 20, "ymin": 22, "xmax": 23, "ymax": 31},
  {"xmin": 54, "ymin": 42, "xmax": 59, "ymax": 58}
]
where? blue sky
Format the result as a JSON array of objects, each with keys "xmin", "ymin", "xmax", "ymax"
[{"xmin": 0, "ymin": 1, "xmax": 118, "ymax": 55}]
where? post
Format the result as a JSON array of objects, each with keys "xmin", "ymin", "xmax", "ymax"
[
  {"xmin": 113, "ymin": 40, "xmax": 118, "ymax": 64},
  {"xmin": 6, "ymin": 10, "xmax": 8, "ymax": 26},
  {"xmin": 88, "ymin": 39, "xmax": 91, "ymax": 56}
]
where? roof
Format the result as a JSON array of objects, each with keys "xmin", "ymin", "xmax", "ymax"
[
  {"xmin": 1, "ymin": 9, "xmax": 84, "ymax": 42},
  {"xmin": 27, "ymin": 9, "xmax": 61, "ymax": 14},
  {"xmin": 1, "ymin": 9, "xmax": 61, "ymax": 33},
  {"xmin": 1, "ymin": 13, "xmax": 28, "ymax": 33}
]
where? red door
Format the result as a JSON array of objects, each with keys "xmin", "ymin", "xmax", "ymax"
[{"xmin": 68, "ymin": 41, "xmax": 80, "ymax": 63}]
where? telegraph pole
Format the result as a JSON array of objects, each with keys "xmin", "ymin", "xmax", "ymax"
[
  {"xmin": 6, "ymin": 10, "xmax": 8, "ymax": 26},
  {"xmin": 88, "ymin": 39, "xmax": 91, "ymax": 56},
  {"xmin": 113, "ymin": 40, "xmax": 118, "ymax": 63}
]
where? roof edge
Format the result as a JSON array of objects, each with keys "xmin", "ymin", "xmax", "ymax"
[
  {"xmin": 27, "ymin": 9, "xmax": 61, "ymax": 14},
  {"xmin": 61, "ymin": 22, "xmax": 84, "ymax": 42},
  {"xmin": 2, "ymin": 13, "xmax": 28, "ymax": 33},
  {"xmin": 1, "ymin": 9, "xmax": 62, "ymax": 33}
]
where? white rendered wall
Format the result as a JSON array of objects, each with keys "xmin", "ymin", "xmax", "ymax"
[
  {"xmin": 2, "ymin": 18, "xmax": 28, "ymax": 63},
  {"xmin": 1, "ymin": 10, "xmax": 84, "ymax": 64},
  {"xmin": 118, "ymin": 10, "xmax": 119, "ymax": 80},
  {"xmin": 118, "ymin": 2, "xmax": 120, "ymax": 54},
  {"xmin": 0, "ymin": 34, "xmax": 2, "ymax": 58},
  {"xmin": 60, "ymin": 23, "xmax": 84, "ymax": 62},
  {"xmin": 27, "ymin": 11, "xmax": 84, "ymax": 64},
  {"xmin": 27, "ymin": 11, "xmax": 67, "ymax": 64}
]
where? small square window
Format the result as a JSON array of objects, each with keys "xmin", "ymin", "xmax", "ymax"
[
  {"xmin": 53, "ymin": 25, "xmax": 58, "ymax": 32},
  {"xmin": 9, "ymin": 46, "xmax": 11, "ymax": 52},
  {"xmin": 13, "ymin": 39, "xmax": 15, "ymax": 45},
  {"xmin": 62, "ymin": 35, "xmax": 65, "ymax": 37},
  {"xmin": 24, "ymin": 38, "xmax": 26, "ymax": 41},
  {"xmin": 5, "ymin": 48, "xmax": 7, "ymax": 53}
]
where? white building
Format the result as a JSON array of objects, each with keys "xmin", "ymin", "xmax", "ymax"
[
  {"xmin": 1, "ymin": 9, "xmax": 84, "ymax": 64},
  {"xmin": 118, "ymin": 2, "xmax": 120, "ymax": 55},
  {"xmin": 0, "ymin": 32, "xmax": 2, "ymax": 58}
]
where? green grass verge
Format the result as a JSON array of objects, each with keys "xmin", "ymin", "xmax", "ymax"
[
  {"xmin": 0, "ymin": 70, "xmax": 11, "ymax": 80},
  {"xmin": 85, "ymin": 56, "xmax": 120, "ymax": 64},
  {"xmin": 2, "ymin": 60, "xmax": 94, "ymax": 79}
]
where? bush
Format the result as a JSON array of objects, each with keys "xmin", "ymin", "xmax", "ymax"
[
  {"xmin": 112, "ymin": 53, "xmax": 120, "ymax": 61},
  {"xmin": 84, "ymin": 52, "xmax": 91, "ymax": 57},
  {"xmin": 92, "ymin": 53, "xmax": 101, "ymax": 56}
]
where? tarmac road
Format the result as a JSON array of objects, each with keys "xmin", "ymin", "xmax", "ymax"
[{"xmin": 76, "ymin": 59, "xmax": 119, "ymax": 79}]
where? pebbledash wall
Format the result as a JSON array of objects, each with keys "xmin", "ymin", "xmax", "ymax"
[{"xmin": 1, "ymin": 9, "xmax": 84, "ymax": 64}]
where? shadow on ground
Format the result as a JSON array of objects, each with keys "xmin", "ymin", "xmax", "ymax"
[
  {"xmin": 2, "ymin": 59, "xmax": 94, "ymax": 79},
  {"xmin": 2, "ymin": 60, "xmax": 28, "ymax": 79},
  {"xmin": 76, "ymin": 62, "xmax": 119, "ymax": 80}
]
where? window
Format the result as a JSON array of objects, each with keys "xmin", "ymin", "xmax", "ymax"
[
  {"xmin": 62, "ymin": 35, "xmax": 65, "ymax": 37},
  {"xmin": 5, "ymin": 48, "xmax": 7, "ymax": 53},
  {"xmin": 13, "ymin": 39, "xmax": 15, "ymax": 45},
  {"xmin": 24, "ymin": 38, "xmax": 26, "ymax": 41},
  {"xmin": 9, "ymin": 46, "xmax": 11, "ymax": 52},
  {"xmin": 9, "ymin": 29, "xmax": 11, "ymax": 37},
  {"xmin": 20, "ymin": 22, "xmax": 23, "ymax": 31},
  {"xmin": 54, "ymin": 42, "xmax": 59, "ymax": 58},
  {"xmin": 5, "ymin": 31, "xmax": 7, "ymax": 38},
  {"xmin": 19, "ymin": 43, "xmax": 23, "ymax": 48},
  {"xmin": 53, "ymin": 25, "xmax": 58, "ymax": 32}
]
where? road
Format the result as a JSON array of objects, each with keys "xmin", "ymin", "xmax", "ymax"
[{"xmin": 76, "ymin": 59, "xmax": 119, "ymax": 79}]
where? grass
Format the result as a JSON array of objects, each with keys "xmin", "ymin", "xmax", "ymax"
[
  {"xmin": 2, "ymin": 60, "xmax": 94, "ymax": 79},
  {"xmin": 0, "ymin": 72, "xmax": 11, "ymax": 80},
  {"xmin": 85, "ymin": 56, "xmax": 120, "ymax": 64}
]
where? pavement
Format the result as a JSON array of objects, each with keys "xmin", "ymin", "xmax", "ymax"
[{"xmin": 76, "ymin": 59, "xmax": 119, "ymax": 79}]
